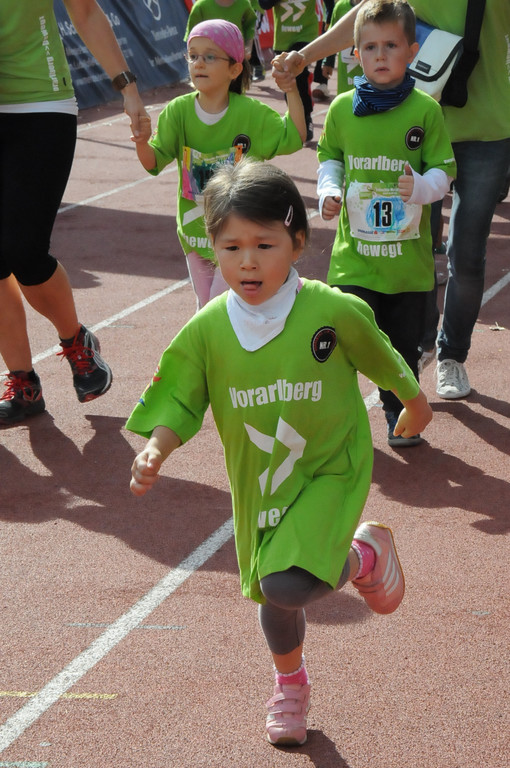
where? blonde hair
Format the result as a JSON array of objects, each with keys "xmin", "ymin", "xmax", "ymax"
[{"xmin": 354, "ymin": 0, "xmax": 416, "ymax": 48}]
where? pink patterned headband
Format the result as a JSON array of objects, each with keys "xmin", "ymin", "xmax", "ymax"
[{"xmin": 187, "ymin": 20, "xmax": 245, "ymax": 64}]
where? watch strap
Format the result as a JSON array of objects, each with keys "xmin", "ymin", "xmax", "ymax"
[{"xmin": 111, "ymin": 70, "xmax": 137, "ymax": 91}]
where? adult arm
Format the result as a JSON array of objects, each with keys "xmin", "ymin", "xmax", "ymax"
[
  {"xmin": 63, "ymin": 0, "xmax": 148, "ymax": 134},
  {"xmin": 272, "ymin": 0, "xmax": 368, "ymax": 84}
]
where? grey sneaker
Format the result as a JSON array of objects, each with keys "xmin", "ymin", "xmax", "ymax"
[
  {"xmin": 58, "ymin": 325, "xmax": 112, "ymax": 403},
  {"xmin": 436, "ymin": 359, "xmax": 471, "ymax": 399},
  {"xmin": 0, "ymin": 371, "xmax": 46, "ymax": 425}
]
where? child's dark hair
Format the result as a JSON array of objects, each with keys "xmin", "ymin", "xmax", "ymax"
[
  {"xmin": 230, "ymin": 58, "xmax": 252, "ymax": 94},
  {"xmin": 354, "ymin": 0, "xmax": 416, "ymax": 48},
  {"xmin": 203, "ymin": 160, "xmax": 310, "ymax": 246}
]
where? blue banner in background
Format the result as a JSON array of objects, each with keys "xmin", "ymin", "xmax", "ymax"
[{"xmin": 54, "ymin": 0, "xmax": 189, "ymax": 110}]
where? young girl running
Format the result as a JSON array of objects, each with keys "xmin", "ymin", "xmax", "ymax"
[
  {"xmin": 131, "ymin": 19, "xmax": 306, "ymax": 309},
  {"xmin": 127, "ymin": 160, "xmax": 432, "ymax": 747}
]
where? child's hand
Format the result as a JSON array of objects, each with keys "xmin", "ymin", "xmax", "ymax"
[
  {"xmin": 130, "ymin": 447, "xmax": 162, "ymax": 496},
  {"xmin": 130, "ymin": 115, "xmax": 152, "ymax": 144},
  {"xmin": 398, "ymin": 162, "xmax": 414, "ymax": 202},
  {"xmin": 272, "ymin": 51, "xmax": 304, "ymax": 92},
  {"xmin": 322, "ymin": 65, "xmax": 333, "ymax": 80},
  {"xmin": 322, "ymin": 195, "xmax": 342, "ymax": 220},
  {"xmin": 393, "ymin": 390, "xmax": 433, "ymax": 438}
]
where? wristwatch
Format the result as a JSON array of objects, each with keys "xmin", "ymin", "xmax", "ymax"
[{"xmin": 111, "ymin": 70, "xmax": 137, "ymax": 91}]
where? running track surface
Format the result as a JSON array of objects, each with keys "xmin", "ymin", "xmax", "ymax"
[{"xmin": 0, "ymin": 71, "xmax": 509, "ymax": 768}]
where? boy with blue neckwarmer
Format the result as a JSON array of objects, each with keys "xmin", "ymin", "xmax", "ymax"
[{"xmin": 317, "ymin": 0, "xmax": 456, "ymax": 447}]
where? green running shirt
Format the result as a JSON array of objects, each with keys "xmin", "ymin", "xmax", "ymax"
[
  {"xmin": 272, "ymin": 0, "xmax": 319, "ymax": 49},
  {"xmin": 0, "ymin": 0, "xmax": 74, "ymax": 105},
  {"xmin": 185, "ymin": 0, "xmax": 257, "ymax": 43},
  {"xmin": 318, "ymin": 88, "xmax": 456, "ymax": 293},
  {"xmin": 126, "ymin": 280, "xmax": 419, "ymax": 603},
  {"xmin": 148, "ymin": 91, "xmax": 302, "ymax": 260},
  {"xmin": 411, "ymin": 0, "xmax": 510, "ymax": 142}
]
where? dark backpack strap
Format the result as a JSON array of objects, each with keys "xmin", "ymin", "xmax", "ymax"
[
  {"xmin": 441, "ymin": 0, "xmax": 487, "ymax": 107},
  {"xmin": 463, "ymin": 0, "xmax": 487, "ymax": 53}
]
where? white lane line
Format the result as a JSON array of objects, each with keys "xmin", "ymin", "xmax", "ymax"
[
  {"xmin": 0, "ymin": 519, "xmax": 234, "ymax": 754},
  {"xmin": 30, "ymin": 208, "xmax": 320, "ymax": 367},
  {"xmin": 481, "ymin": 270, "xmax": 510, "ymax": 307},
  {"xmin": 30, "ymin": 278, "xmax": 190, "ymax": 367},
  {"xmin": 58, "ymin": 165, "xmax": 176, "ymax": 214},
  {"xmin": 75, "ymin": 100, "xmax": 174, "ymax": 134},
  {"xmin": 0, "ymin": 762, "xmax": 48, "ymax": 767}
]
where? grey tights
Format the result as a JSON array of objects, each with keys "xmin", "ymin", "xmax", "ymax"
[{"xmin": 258, "ymin": 562, "xmax": 350, "ymax": 656}]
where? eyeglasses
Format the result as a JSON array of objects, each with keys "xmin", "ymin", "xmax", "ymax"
[{"xmin": 184, "ymin": 53, "xmax": 232, "ymax": 65}]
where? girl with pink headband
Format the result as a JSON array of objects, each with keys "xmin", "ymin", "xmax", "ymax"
[{"xmin": 131, "ymin": 19, "xmax": 306, "ymax": 310}]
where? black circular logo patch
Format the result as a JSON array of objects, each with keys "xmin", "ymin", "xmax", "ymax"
[
  {"xmin": 311, "ymin": 326, "xmax": 337, "ymax": 362},
  {"xmin": 233, "ymin": 134, "xmax": 251, "ymax": 153},
  {"xmin": 405, "ymin": 126, "xmax": 424, "ymax": 150}
]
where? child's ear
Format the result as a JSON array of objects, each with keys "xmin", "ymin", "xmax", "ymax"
[
  {"xmin": 291, "ymin": 230, "xmax": 306, "ymax": 260},
  {"xmin": 230, "ymin": 61, "xmax": 244, "ymax": 81},
  {"xmin": 408, "ymin": 41, "xmax": 420, "ymax": 63},
  {"xmin": 354, "ymin": 47, "xmax": 360, "ymax": 62}
]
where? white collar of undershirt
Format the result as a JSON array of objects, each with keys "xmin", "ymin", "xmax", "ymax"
[
  {"xmin": 226, "ymin": 267, "xmax": 301, "ymax": 351},
  {"xmin": 194, "ymin": 97, "xmax": 228, "ymax": 125}
]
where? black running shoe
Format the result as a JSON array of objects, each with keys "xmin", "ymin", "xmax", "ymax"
[
  {"xmin": 306, "ymin": 118, "xmax": 314, "ymax": 143},
  {"xmin": 0, "ymin": 371, "xmax": 46, "ymax": 425},
  {"xmin": 252, "ymin": 65, "xmax": 265, "ymax": 82},
  {"xmin": 58, "ymin": 325, "xmax": 112, "ymax": 403},
  {"xmin": 386, "ymin": 410, "xmax": 422, "ymax": 448}
]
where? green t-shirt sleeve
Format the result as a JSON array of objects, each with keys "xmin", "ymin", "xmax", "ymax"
[
  {"xmin": 147, "ymin": 100, "xmax": 181, "ymax": 175},
  {"xmin": 126, "ymin": 319, "xmax": 210, "ymax": 444},
  {"xmin": 419, "ymin": 98, "xmax": 457, "ymax": 177},
  {"xmin": 256, "ymin": 103, "xmax": 303, "ymax": 158},
  {"xmin": 334, "ymin": 292, "xmax": 420, "ymax": 402}
]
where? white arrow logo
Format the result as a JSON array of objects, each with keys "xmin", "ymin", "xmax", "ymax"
[
  {"xmin": 245, "ymin": 418, "xmax": 306, "ymax": 495},
  {"xmin": 280, "ymin": 1, "xmax": 307, "ymax": 24}
]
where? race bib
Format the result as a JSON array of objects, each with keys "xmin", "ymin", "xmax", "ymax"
[
  {"xmin": 182, "ymin": 144, "xmax": 244, "ymax": 202},
  {"xmin": 346, "ymin": 181, "xmax": 421, "ymax": 241},
  {"xmin": 340, "ymin": 45, "xmax": 357, "ymax": 67}
]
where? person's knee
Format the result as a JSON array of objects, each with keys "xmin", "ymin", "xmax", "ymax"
[
  {"xmin": 3, "ymin": 232, "xmax": 58, "ymax": 286},
  {"xmin": 260, "ymin": 568, "xmax": 327, "ymax": 610},
  {"xmin": 13, "ymin": 252, "xmax": 58, "ymax": 286}
]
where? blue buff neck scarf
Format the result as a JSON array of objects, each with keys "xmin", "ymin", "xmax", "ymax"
[{"xmin": 352, "ymin": 72, "xmax": 415, "ymax": 116}]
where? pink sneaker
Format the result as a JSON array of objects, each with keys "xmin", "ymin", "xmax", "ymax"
[
  {"xmin": 265, "ymin": 682, "xmax": 311, "ymax": 746},
  {"xmin": 352, "ymin": 522, "xmax": 405, "ymax": 614}
]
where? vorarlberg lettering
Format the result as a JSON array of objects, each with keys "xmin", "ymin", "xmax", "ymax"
[
  {"xmin": 229, "ymin": 379, "xmax": 322, "ymax": 408},
  {"xmin": 348, "ymin": 154, "xmax": 406, "ymax": 172}
]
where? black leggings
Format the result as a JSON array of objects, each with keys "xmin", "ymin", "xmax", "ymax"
[
  {"xmin": 337, "ymin": 285, "xmax": 426, "ymax": 417},
  {"xmin": 275, "ymin": 42, "xmax": 313, "ymax": 123},
  {"xmin": 259, "ymin": 561, "xmax": 350, "ymax": 656},
  {"xmin": 0, "ymin": 112, "xmax": 77, "ymax": 284}
]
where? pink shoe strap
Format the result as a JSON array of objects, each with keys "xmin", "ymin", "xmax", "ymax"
[{"xmin": 351, "ymin": 539, "xmax": 376, "ymax": 579}]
